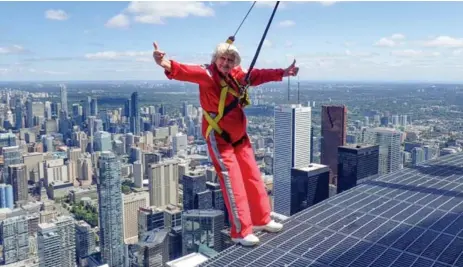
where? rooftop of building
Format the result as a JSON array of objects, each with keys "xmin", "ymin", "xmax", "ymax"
[
  {"xmin": 182, "ymin": 209, "xmax": 224, "ymax": 218},
  {"xmin": 200, "ymin": 152, "xmax": 463, "ymax": 267},
  {"xmin": 138, "ymin": 228, "xmax": 169, "ymax": 247},
  {"xmin": 339, "ymin": 143, "xmax": 379, "ymax": 150},
  {"xmin": 295, "ymin": 163, "xmax": 329, "ymax": 173},
  {"xmin": 166, "ymin": 253, "xmax": 209, "ymax": 267}
]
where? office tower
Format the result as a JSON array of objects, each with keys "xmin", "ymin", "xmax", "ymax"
[
  {"xmin": 412, "ymin": 147, "xmax": 426, "ymax": 166},
  {"xmin": 130, "ymin": 229, "xmax": 170, "ymax": 267},
  {"xmin": 94, "ymin": 119, "xmax": 103, "ymax": 132},
  {"xmin": 94, "ymin": 131, "xmax": 112, "ymax": 151},
  {"xmin": 182, "ymin": 173, "xmax": 206, "ymax": 211},
  {"xmin": 9, "ymin": 164, "xmax": 28, "ymax": 205},
  {"xmin": 60, "ymin": 84, "xmax": 68, "ymax": 117},
  {"xmin": 182, "ymin": 210, "xmax": 224, "ymax": 255},
  {"xmin": 123, "ymin": 192, "xmax": 150, "ymax": 244},
  {"xmin": 364, "ymin": 127, "xmax": 402, "ymax": 175},
  {"xmin": 159, "ymin": 104, "xmax": 166, "ymax": 116},
  {"xmin": 75, "ymin": 220, "xmax": 96, "ymax": 262},
  {"xmin": 392, "ymin": 115, "xmax": 399, "ymax": 125},
  {"xmin": 130, "ymin": 92, "xmax": 140, "ymax": 135},
  {"xmin": 90, "ymin": 98, "xmax": 98, "ymax": 116},
  {"xmin": 182, "ymin": 101, "xmax": 188, "ymax": 117},
  {"xmin": 148, "ymin": 160, "xmax": 179, "ymax": 207},
  {"xmin": 290, "ymin": 164, "xmax": 329, "ymax": 215},
  {"xmin": 81, "ymin": 97, "xmax": 90, "ymax": 122},
  {"xmin": 273, "ymin": 104, "xmax": 311, "ymax": 216},
  {"xmin": 15, "ymin": 98, "xmax": 23, "ymax": 129},
  {"xmin": 124, "ymin": 98, "xmax": 131, "ymax": 118},
  {"xmin": 133, "ymin": 161, "xmax": 143, "ymax": 188},
  {"xmin": 164, "ymin": 205, "xmax": 182, "ymax": 230},
  {"xmin": 0, "ymin": 184, "xmax": 13, "ymax": 208},
  {"xmin": 310, "ymin": 125, "xmax": 314, "ymax": 163},
  {"xmin": 172, "ymin": 133, "xmax": 187, "ymax": 156},
  {"xmin": 41, "ymin": 135, "xmax": 54, "ymax": 152},
  {"xmin": 0, "ymin": 132, "xmax": 16, "ymax": 149},
  {"xmin": 400, "ymin": 114, "xmax": 408, "ymax": 126},
  {"xmin": 38, "ymin": 223, "xmax": 61, "ymax": 267},
  {"xmin": 97, "ymin": 151, "xmax": 124, "ymax": 267},
  {"xmin": 52, "ymin": 216, "xmax": 76, "ymax": 267},
  {"xmin": 2, "ymin": 146, "xmax": 21, "ymax": 183},
  {"xmin": 320, "ymin": 105, "xmax": 347, "ymax": 185},
  {"xmin": 138, "ymin": 207, "xmax": 165, "ymax": 237},
  {"xmin": 1, "ymin": 215, "xmax": 29, "ymax": 264},
  {"xmin": 25, "ymin": 99, "xmax": 33, "ymax": 128},
  {"xmin": 337, "ymin": 144, "xmax": 380, "ymax": 194}
]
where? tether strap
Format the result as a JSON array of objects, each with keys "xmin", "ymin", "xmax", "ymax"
[{"xmin": 243, "ymin": 1, "xmax": 280, "ymax": 89}]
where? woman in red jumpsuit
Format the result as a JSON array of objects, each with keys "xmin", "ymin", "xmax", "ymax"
[{"xmin": 153, "ymin": 39, "xmax": 299, "ymax": 246}]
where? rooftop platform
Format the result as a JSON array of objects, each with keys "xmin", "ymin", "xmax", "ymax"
[{"xmin": 201, "ymin": 153, "xmax": 463, "ymax": 267}]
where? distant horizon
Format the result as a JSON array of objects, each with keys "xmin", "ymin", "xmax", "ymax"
[{"xmin": 0, "ymin": 79, "xmax": 462, "ymax": 85}]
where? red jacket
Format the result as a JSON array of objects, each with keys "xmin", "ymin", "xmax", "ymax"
[{"xmin": 165, "ymin": 60, "xmax": 285, "ymax": 143}]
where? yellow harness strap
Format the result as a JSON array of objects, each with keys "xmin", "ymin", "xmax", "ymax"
[{"xmin": 203, "ymin": 78, "xmax": 250, "ymax": 140}]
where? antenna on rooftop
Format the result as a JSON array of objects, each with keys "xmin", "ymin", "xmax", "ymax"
[{"xmin": 287, "ymin": 76, "xmax": 290, "ymax": 103}]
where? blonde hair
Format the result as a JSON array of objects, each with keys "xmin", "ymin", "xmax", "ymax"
[{"xmin": 211, "ymin": 42, "xmax": 241, "ymax": 67}]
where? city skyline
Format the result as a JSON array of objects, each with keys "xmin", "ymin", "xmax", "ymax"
[{"xmin": 1, "ymin": 1, "xmax": 463, "ymax": 82}]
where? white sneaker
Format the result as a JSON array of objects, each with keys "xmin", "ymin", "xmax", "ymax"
[
  {"xmin": 231, "ymin": 233, "xmax": 260, "ymax": 246},
  {"xmin": 253, "ymin": 220, "xmax": 283, "ymax": 233}
]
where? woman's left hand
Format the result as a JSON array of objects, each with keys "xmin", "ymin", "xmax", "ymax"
[{"xmin": 283, "ymin": 59, "xmax": 299, "ymax": 77}]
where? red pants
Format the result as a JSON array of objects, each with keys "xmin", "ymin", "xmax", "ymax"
[{"xmin": 207, "ymin": 132, "xmax": 271, "ymax": 239}]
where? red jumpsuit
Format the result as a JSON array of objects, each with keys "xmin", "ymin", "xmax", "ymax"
[{"xmin": 165, "ymin": 60, "xmax": 285, "ymax": 239}]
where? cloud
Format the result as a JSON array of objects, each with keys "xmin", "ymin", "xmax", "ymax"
[
  {"xmin": 319, "ymin": 1, "xmax": 336, "ymax": 6},
  {"xmin": 422, "ymin": 36, "xmax": 463, "ymax": 48},
  {"xmin": 390, "ymin": 49, "xmax": 440, "ymax": 57},
  {"xmin": 0, "ymin": 45, "xmax": 27, "ymax": 55},
  {"xmin": 105, "ymin": 1, "xmax": 215, "ymax": 27},
  {"xmin": 255, "ymin": 1, "xmax": 286, "ymax": 8},
  {"xmin": 45, "ymin": 9, "xmax": 69, "ymax": 21},
  {"xmin": 391, "ymin": 33, "xmax": 405, "ymax": 40},
  {"xmin": 85, "ymin": 50, "xmax": 151, "ymax": 60},
  {"xmin": 374, "ymin": 33, "xmax": 406, "ymax": 47},
  {"xmin": 43, "ymin": 70, "xmax": 68, "ymax": 75},
  {"xmin": 285, "ymin": 41, "xmax": 293, "ymax": 48},
  {"xmin": 263, "ymin": 39, "xmax": 272, "ymax": 48},
  {"xmin": 105, "ymin": 14, "xmax": 130, "ymax": 29},
  {"xmin": 278, "ymin": 20, "xmax": 295, "ymax": 28},
  {"xmin": 344, "ymin": 42, "xmax": 356, "ymax": 47},
  {"xmin": 374, "ymin": 38, "xmax": 396, "ymax": 47}
]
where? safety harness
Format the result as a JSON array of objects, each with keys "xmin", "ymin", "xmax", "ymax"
[
  {"xmin": 202, "ymin": 1, "xmax": 280, "ymax": 146},
  {"xmin": 202, "ymin": 69, "xmax": 251, "ymax": 146}
]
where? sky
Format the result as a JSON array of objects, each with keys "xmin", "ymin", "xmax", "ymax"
[{"xmin": 1, "ymin": 0, "xmax": 463, "ymax": 82}]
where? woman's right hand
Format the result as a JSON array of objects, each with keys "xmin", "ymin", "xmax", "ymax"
[{"xmin": 153, "ymin": 41, "xmax": 171, "ymax": 71}]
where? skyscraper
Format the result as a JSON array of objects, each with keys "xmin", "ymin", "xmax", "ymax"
[
  {"xmin": 26, "ymin": 99, "xmax": 33, "ymax": 128},
  {"xmin": 130, "ymin": 92, "xmax": 140, "ymax": 135},
  {"xmin": 0, "ymin": 184, "xmax": 13, "ymax": 209},
  {"xmin": 38, "ymin": 223, "xmax": 61, "ymax": 267},
  {"xmin": 51, "ymin": 216, "xmax": 76, "ymax": 267},
  {"xmin": 182, "ymin": 210, "xmax": 224, "ymax": 255},
  {"xmin": 1, "ymin": 215, "xmax": 29, "ymax": 264},
  {"xmin": 364, "ymin": 127, "xmax": 402, "ymax": 175},
  {"xmin": 97, "ymin": 151, "xmax": 124, "ymax": 267},
  {"xmin": 273, "ymin": 104, "xmax": 311, "ymax": 216},
  {"xmin": 2, "ymin": 146, "xmax": 21, "ymax": 183},
  {"xmin": 75, "ymin": 220, "xmax": 96, "ymax": 262},
  {"xmin": 321, "ymin": 105, "xmax": 347, "ymax": 185},
  {"xmin": 60, "ymin": 84, "xmax": 68, "ymax": 117},
  {"xmin": 14, "ymin": 98, "xmax": 23, "ymax": 129},
  {"xmin": 337, "ymin": 144, "xmax": 380, "ymax": 193},
  {"xmin": 9, "ymin": 164, "xmax": 28, "ymax": 206},
  {"xmin": 90, "ymin": 98, "xmax": 98, "ymax": 116}
]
